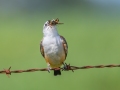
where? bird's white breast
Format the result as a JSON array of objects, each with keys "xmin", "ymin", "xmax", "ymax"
[{"xmin": 42, "ymin": 36, "xmax": 64, "ymax": 64}]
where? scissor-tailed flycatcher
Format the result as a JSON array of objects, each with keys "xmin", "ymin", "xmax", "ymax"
[{"xmin": 40, "ymin": 18, "xmax": 68, "ymax": 76}]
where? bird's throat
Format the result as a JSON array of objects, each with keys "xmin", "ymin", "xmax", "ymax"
[{"xmin": 43, "ymin": 27, "xmax": 59, "ymax": 37}]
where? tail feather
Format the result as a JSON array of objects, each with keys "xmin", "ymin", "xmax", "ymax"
[{"xmin": 54, "ymin": 70, "xmax": 61, "ymax": 76}]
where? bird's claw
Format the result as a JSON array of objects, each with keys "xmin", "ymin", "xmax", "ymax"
[
  {"xmin": 62, "ymin": 63, "xmax": 73, "ymax": 72},
  {"xmin": 47, "ymin": 63, "xmax": 51, "ymax": 73},
  {"xmin": 47, "ymin": 68, "xmax": 50, "ymax": 73}
]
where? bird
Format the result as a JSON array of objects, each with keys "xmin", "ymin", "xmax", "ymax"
[{"xmin": 40, "ymin": 18, "xmax": 68, "ymax": 76}]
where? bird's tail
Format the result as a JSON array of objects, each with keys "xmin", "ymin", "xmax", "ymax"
[{"xmin": 54, "ymin": 69, "xmax": 61, "ymax": 76}]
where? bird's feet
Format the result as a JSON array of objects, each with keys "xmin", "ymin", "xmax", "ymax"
[
  {"xmin": 62, "ymin": 63, "xmax": 70, "ymax": 71},
  {"xmin": 47, "ymin": 63, "xmax": 51, "ymax": 73}
]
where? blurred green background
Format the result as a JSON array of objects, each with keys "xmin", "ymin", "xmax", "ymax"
[{"xmin": 0, "ymin": 0, "xmax": 120, "ymax": 90}]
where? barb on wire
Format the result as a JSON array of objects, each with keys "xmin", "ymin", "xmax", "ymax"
[{"xmin": 0, "ymin": 63, "xmax": 120, "ymax": 76}]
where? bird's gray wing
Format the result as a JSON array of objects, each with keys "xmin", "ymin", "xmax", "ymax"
[
  {"xmin": 60, "ymin": 35, "xmax": 68, "ymax": 59},
  {"xmin": 40, "ymin": 39, "xmax": 45, "ymax": 58}
]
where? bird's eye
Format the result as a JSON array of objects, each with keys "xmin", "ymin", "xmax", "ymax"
[{"xmin": 45, "ymin": 24, "xmax": 47, "ymax": 26}]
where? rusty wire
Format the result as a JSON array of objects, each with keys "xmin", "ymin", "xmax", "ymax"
[{"xmin": 0, "ymin": 63, "xmax": 120, "ymax": 77}]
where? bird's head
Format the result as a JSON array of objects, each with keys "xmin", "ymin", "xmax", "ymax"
[
  {"xmin": 43, "ymin": 18, "xmax": 63, "ymax": 36},
  {"xmin": 43, "ymin": 18, "xmax": 63, "ymax": 29}
]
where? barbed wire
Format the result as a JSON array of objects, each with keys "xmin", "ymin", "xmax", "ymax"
[{"xmin": 0, "ymin": 63, "xmax": 120, "ymax": 77}]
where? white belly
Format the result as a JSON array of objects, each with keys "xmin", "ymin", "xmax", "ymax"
[{"xmin": 42, "ymin": 36, "xmax": 65, "ymax": 65}]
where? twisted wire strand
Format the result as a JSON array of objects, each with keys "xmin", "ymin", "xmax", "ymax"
[{"xmin": 0, "ymin": 64, "xmax": 120, "ymax": 76}]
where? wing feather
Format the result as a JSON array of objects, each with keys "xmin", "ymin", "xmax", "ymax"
[
  {"xmin": 40, "ymin": 39, "xmax": 45, "ymax": 58},
  {"xmin": 60, "ymin": 35, "xmax": 68, "ymax": 59}
]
